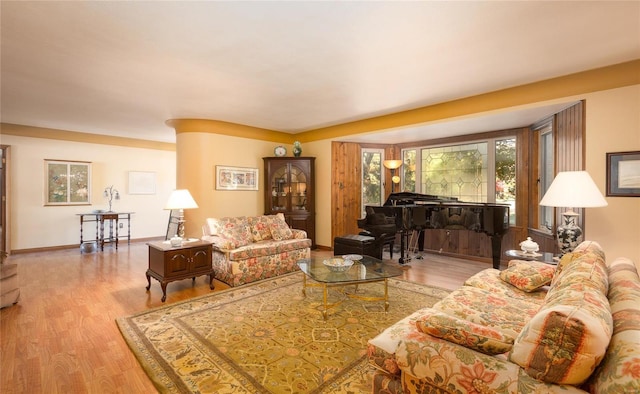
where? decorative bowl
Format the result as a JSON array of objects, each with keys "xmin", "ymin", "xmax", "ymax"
[
  {"xmin": 519, "ymin": 237, "xmax": 540, "ymax": 254},
  {"xmin": 323, "ymin": 258, "xmax": 354, "ymax": 272}
]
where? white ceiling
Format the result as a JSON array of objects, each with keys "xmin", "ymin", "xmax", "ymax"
[{"xmin": 1, "ymin": 1, "xmax": 639, "ymax": 144}]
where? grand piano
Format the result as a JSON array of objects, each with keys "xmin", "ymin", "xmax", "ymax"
[{"xmin": 363, "ymin": 192, "xmax": 510, "ymax": 269}]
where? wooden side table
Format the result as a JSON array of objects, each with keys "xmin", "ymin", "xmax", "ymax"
[
  {"xmin": 146, "ymin": 240, "xmax": 214, "ymax": 302},
  {"xmin": 505, "ymin": 249, "xmax": 558, "ymax": 265}
]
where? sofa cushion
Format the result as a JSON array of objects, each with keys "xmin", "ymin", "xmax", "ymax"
[
  {"xmin": 433, "ymin": 286, "xmax": 540, "ymax": 339},
  {"xmin": 464, "ymin": 269, "xmax": 549, "ymax": 302},
  {"xmin": 586, "ymin": 257, "xmax": 640, "ymax": 393},
  {"xmin": 416, "ymin": 310, "xmax": 514, "ymax": 355},
  {"xmin": 227, "ymin": 238, "xmax": 311, "ymax": 261},
  {"xmin": 550, "ymin": 250, "xmax": 589, "ymax": 288},
  {"xmin": 214, "ymin": 216, "xmax": 253, "ymax": 249},
  {"xmin": 509, "ymin": 251, "xmax": 612, "ymax": 385},
  {"xmin": 499, "ymin": 260, "xmax": 555, "ymax": 292},
  {"xmin": 270, "ymin": 216, "xmax": 293, "ymax": 240}
]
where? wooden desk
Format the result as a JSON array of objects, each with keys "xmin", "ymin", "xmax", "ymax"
[{"xmin": 78, "ymin": 212, "xmax": 134, "ymax": 252}]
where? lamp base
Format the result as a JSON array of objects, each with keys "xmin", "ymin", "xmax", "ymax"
[{"xmin": 556, "ymin": 211, "xmax": 583, "ymax": 255}]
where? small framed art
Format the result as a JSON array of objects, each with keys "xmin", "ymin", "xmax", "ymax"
[
  {"xmin": 606, "ymin": 151, "xmax": 640, "ymax": 197},
  {"xmin": 215, "ymin": 165, "xmax": 259, "ymax": 191},
  {"xmin": 44, "ymin": 159, "xmax": 91, "ymax": 205}
]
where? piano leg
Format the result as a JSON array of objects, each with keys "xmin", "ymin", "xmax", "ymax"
[
  {"xmin": 399, "ymin": 230, "xmax": 414, "ymax": 264},
  {"xmin": 490, "ymin": 234, "xmax": 503, "ymax": 270}
]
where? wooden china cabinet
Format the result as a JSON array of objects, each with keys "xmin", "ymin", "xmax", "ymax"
[{"xmin": 263, "ymin": 157, "xmax": 315, "ymax": 248}]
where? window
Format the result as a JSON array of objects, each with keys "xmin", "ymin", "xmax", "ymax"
[
  {"xmin": 421, "ymin": 142, "xmax": 489, "ymax": 202},
  {"xmin": 403, "ymin": 149, "xmax": 417, "ymax": 192},
  {"xmin": 538, "ymin": 122, "xmax": 554, "ymax": 231},
  {"xmin": 495, "ymin": 138, "xmax": 517, "ymax": 225},
  {"xmin": 361, "ymin": 149, "xmax": 383, "ymax": 216},
  {"xmin": 402, "ymin": 137, "xmax": 516, "ymax": 225}
]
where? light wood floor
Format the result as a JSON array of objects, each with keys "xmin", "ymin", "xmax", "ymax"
[{"xmin": 0, "ymin": 242, "xmax": 489, "ymax": 393}]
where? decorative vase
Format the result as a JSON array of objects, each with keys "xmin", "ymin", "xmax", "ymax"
[
  {"xmin": 293, "ymin": 141, "xmax": 302, "ymax": 157},
  {"xmin": 557, "ymin": 211, "xmax": 583, "ymax": 255}
]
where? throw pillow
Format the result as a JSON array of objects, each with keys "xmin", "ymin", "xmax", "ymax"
[
  {"xmin": 500, "ymin": 261, "xmax": 555, "ymax": 292},
  {"xmin": 416, "ymin": 310, "xmax": 515, "ymax": 355},
  {"xmin": 509, "ymin": 286, "xmax": 612, "ymax": 385},
  {"xmin": 247, "ymin": 215, "xmax": 274, "ymax": 242},
  {"xmin": 217, "ymin": 217, "xmax": 252, "ymax": 248},
  {"xmin": 270, "ymin": 217, "xmax": 293, "ymax": 241}
]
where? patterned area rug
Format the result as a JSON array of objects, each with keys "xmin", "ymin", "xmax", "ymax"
[{"xmin": 116, "ymin": 272, "xmax": 449, "ymax": 393}]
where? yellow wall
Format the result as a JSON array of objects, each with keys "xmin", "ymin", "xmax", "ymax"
[
  {"xmin": 175, "ymin": 132, "xmax": 278, "ymax": 239},
  {"xmin": 583, "ymin": 85, "xmax": 640, "ymax": 262}
]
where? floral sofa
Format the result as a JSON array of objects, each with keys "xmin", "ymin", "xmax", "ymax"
[
  {"xmin": 368, "ymin": 241, "xmax": 640, "ymax": 393},
  {"xmin": 201, "ymin": 213, "xmax": 311, "ymax": 287}
]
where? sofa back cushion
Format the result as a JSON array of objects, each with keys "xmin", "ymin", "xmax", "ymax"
[
  {"xmin": 247, "ymin": 215, "xmax": 275, "ymax": 242},
  {"xmin": 586, "ymin": 257, "xmax": 640, "ymax": 393},
  {"xmin": 509, "ymin": 243, "xmax": 612, "ymax": 385},
  {"xmin": 207, "ymin": 216, "xmax": 253, "ymax": 249},
  {"xmin": 270, "ymin": 215, "xmax": 293, "ymax": 240}
]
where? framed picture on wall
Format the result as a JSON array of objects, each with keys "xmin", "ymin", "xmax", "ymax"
[
  {"xmin": 128, "ymin": 171, "xmax": 156, "ymax": 194},
  {"xmin": 215, "ymin": 165, "xmax": 259, "ymax": 191},
  {"xmin": 44, "ymin": 159, "xmax": 91, "ymax": 205},
  {"xmin": 607, "ymin": 151, "xmax": 640, "ymax": 197}
]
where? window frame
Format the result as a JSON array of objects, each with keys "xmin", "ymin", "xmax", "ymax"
[
  {"xmin": 360, "ymin": 148, "xmax": 385, "ymax": 217},
  {"xmin": 403, "ymin": 136, "xmax": 515, "ymax": 205}
]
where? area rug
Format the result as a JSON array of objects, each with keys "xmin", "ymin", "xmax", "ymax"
[{"xmin": 116, "ymin": 272, "xmax": 450, "ymax": 393}]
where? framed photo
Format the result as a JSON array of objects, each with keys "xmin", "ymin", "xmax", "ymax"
[
  {"xmin": 128, "ymin": 171, "xmax": 156, "ymax": 194},
  {"xmin": 607, "ymin": 151, "xmax": 640, "ymax": 197},
  {"xmin": 44, "ymin": 160, "xmax": 91, "ymax": 205},
  {"xmin": 215, "ymin": 165, "xmax": 259, "ymax": 191}
]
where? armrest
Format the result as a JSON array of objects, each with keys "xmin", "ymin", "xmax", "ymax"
[{"xmin": 202, "ymin": 235, "xmax": 235, "ymax": 252}]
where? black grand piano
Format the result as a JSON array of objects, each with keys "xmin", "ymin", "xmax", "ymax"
[{"xmin": 362, "ymin": 192, "xmax": 510, "ymax": 269}]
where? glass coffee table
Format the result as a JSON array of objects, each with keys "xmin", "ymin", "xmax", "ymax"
[{"xmin": 297, "ymin": 255, "xmax": 403, "ymax": 320}]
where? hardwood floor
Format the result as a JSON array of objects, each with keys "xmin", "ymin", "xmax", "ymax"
[{"xmin": 0, "ymin": 241, "xmax": 489, "ymax": 393}]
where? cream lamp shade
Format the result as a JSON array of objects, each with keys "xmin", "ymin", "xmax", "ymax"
[
  {"xmin": 164, "ymin": 189, "xmax": 198, "ymax": 243},
  {"xmin": 539, "ymin": 171, "xmax": 608, "ymax": 209},
  {"xmin": 539, "ymin": 171, "xmax": 607, "ymax": 254},
  {"xmin": 164, "ymin": 189, "xmax": 199, "ymax": 210}
]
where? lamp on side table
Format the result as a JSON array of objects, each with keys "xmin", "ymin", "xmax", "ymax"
[
  {"xmin": 164, "ymin": 189, "xmax": 199, "ymax": 246},
  {"xmin": 539, "ymin": 171, "xmax": 607, "ymax": 255}
]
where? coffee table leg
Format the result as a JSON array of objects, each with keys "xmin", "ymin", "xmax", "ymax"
[
  {"xmin": 323, "ymin": 284, "xmax": 328, "ymax": 320},
  {"xmin": 384, "ymin": 278, "xmax": 390, "ymax": 312},
  {"xmin": 301, "ymin": 274, "xmax": 307, "ymax": 296}
]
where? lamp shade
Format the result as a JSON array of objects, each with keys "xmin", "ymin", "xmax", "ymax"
[
  {"xmin": 383, "ymin": 159, "xmax": 403, "ymax": 170},
  {"xmin": 164, "ymin": 189, "xmax": 199, "ymax": 210},
  {"xmin": 539, "ymin": 171, "xmax": 608, "ymax": 208}
]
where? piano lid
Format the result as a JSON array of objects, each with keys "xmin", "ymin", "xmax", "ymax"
[{"xmin": 383, "ymin": 192, "xmax": 459, "ymax": 206}]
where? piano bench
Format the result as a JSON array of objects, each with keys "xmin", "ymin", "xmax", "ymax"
[{"xmin": 333, "ymin": 234, "xmax": 381, "ymax": 259}]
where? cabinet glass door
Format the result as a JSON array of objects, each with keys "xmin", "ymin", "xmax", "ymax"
[
  {"xmin": 290, "ymin": 164, "xmax": 308, "ymax": 211},
  {"xmin": 270, "ymin": 165, "xmax": 289, "ymax": 211}
]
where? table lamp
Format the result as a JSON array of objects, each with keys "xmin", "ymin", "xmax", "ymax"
[
  {"xmin": 383, "ymin": 159, "xmax": 403, "ymax": 193},
  {"xmin": 164, "ymin": 189, "xmax": 199, "ymax": 244},
  {"xmin": 539, "ymin": 171, "xmax": 607, "ymax": 255}
]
